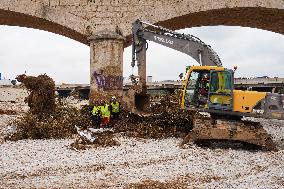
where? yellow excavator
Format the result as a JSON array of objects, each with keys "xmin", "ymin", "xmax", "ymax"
[{"xmin": 127, "ymin": 20, "xmax": 284, "ymax": 151}]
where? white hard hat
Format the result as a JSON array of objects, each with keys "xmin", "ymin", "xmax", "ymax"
[{"xmin": 111, "ymin": 96, "xmax": 116, "ymax": 100}]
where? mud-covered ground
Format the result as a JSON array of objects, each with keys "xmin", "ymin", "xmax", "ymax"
[
  {"xmin": 1, "ymin": 133, "xmax": 283, "ymax": 189},
  {"xmin": 0, "ymin": 87, "xmax": 284, "ymax": 189}
]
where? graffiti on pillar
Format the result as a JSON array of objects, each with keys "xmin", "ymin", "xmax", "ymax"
[{"xmin": 93, "ymin": 71, "xmax": 123, "ymax": 90}]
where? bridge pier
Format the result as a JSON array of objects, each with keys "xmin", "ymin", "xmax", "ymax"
[{"xmin": 88, "ymin": 31, "xmax": 124, "ymax": 105}]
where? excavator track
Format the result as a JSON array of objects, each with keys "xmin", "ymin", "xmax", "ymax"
[{"xmin": 181, "ymin": 116, "xmax": 277, "ymax": 151}]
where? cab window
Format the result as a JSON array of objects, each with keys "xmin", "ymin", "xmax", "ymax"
[
  {"xmin": 184, "ymin": 71, "xmax": 210, "ymax": 108},
  {"xmin": 185, "ymin": 71, "xmax": 199, "ymax": 106},
  {"xmin": 210, "ymin": 72, "xmax": 219, "ymax": 92},
  {"xmin": 210, "ymin": 71, "xmax": 232, "ymax": 93}
]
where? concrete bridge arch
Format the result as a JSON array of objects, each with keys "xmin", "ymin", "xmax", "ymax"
[
  {"xmin": 1, "ymin": 0, "xmax": 284, "ymax": 102},
  {"xmin": 156, "ymin": 7, "xmax": 284, "ymax": 38}
]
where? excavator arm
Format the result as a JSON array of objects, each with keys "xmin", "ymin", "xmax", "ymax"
[{"xmin": 131, "ymin": 20, "xmax": 222, "ymax": 86}]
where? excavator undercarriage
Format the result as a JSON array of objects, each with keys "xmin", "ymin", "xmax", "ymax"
[{"xmin": 181, "ymin": 116, "xmax": 277, "ymax": 151}]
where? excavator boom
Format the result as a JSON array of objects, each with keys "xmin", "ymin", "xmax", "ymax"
[
  {"xmin": 132, "ymin": 20, "xmax": 222, "ymax": 67},
  {"xmin": 131, "ymin": 20, "xmax": 222, "ymax": 88}
]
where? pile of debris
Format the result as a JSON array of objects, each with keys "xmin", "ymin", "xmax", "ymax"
[
  {"xmin": 10, "ymin": 74, "xmax": 91, "ymax": 140},
  {"xmin": 0, "ymin": 109, "xmax": 17, "ymax": 115},
  {"xmin": 71, "ymin": 94, "xmax": 195, "ymax": 150},
  {"xmin": 10, "ymin": 103, "xmax": 89, "ymax": 140},
  {"xmin": 7, "ymin": 73, "xmax": 119, "ymax": 147},
  {"xmin": 113, "ymin": 94, "xmax": 194, "ymax": 139},
  {"xmin": 15, "ymin": 74, "xmax": 55, "ymax": 115},
  {"xmin": 10, "ymin": 74, "xmax": 195, "ymax": 148},
  {"xmin": 149, "ymin": 92, "xmax": 181, "ymax": 114},
  {"xmin": 113, "ymin": 109, "xmax": 194, "ymax": 139},
  {"xmin": 71, "ymin": 128, "xmax": 120, "ymax": 150},
  {"xmin": 71, "ymin": 108, "xmax": 194, "ymax": 150},
  {"xmin": 69, "ymin": 104, "xmax": 120, "ymax": 150}
]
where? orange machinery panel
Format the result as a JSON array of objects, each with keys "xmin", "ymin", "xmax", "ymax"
[{"xmin": 233, "ymin": 90, "xmax": 266, "ymax": 113}]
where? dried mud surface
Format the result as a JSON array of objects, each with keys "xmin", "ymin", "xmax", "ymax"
[{"xmin": 0, "ymin": 137, "xmax": 283, "ymax": 189}]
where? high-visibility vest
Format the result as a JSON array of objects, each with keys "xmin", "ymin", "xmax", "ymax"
[
  {"xmin": 100, "ymin": 104, "xmax": 110, "ymax": 118},
  {"xmin": 92, "ymin": 106, "xmax": 100, "ymax": 116},
  {"xmin": 111, "ymin": 101, "xmax": 120, "ymax": 113}
]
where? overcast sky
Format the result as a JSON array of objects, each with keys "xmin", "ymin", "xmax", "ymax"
[{"xmin": 0, "ymin": 25, "xmax": 284, "ymax": 84}]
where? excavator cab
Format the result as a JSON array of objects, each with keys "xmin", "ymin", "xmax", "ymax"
[
  {"xmin": 182, "ymin": 66, "xmax": 225, "ymax": 109},
  {"xmin": 184, "ymin": 70, "xmax": 210, "ymax": 108},
  {"xmin": 183, "ymin": 67, "xmax": 234, "ymax": 111},
  {"xmin": 208, "ymin": 70, "xmax": 234, "ymax": 111}
]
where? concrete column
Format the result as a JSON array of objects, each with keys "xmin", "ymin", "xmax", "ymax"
[{"xmin": 88, "ymin": 31, "xmax": 125, "ymax": 105}]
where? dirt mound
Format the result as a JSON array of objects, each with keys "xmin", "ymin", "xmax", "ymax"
[
  {"xmin": 125, "ymin": 179, "xmax": 187, "ymax": 189},
  {"xmin": 10, "ymin": 103, "xmax": 91, "ymax": 140},
  {"xmin": 70, "ymin": 130, "xmax": 120, "ymax": 150},
  {"xmin": 114, "ymin": 109, "xmax": 194, "ymax": 139},
  {"xmin": 0, "ymin": 109, "xmax": 17, "ymax": 115},
  {"xmin": 16, "ymin": 74, "xmax": 55, "ymax": 115},
  {"xmin": 10, "ymin": 74, "xmax": 93, "ymax": 140},
  {"xmin": 112, "ymin": 93, "xmax": 194, "ymax": 139},
  {"xmin": 125, "ymin": 174, "xmax": 224, "ymax": 189},
  {"xmin": 149, "ymin": 93, "xmax": 181, "ymax": 114},
  {"xmin": 91, "ymin": 131, "xmax": 119, "ymax": 147}
]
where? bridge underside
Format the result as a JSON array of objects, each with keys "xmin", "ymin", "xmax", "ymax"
[
  {"xmin": 0, "ymin": 9, "xmax": 87, "ymax": 44},
  {"xmin": 158, "ymin": 7, "xmax": 284, "ymax": 35}
]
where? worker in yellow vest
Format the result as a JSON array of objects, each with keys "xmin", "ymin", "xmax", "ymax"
[
  {"xmin": 110, "ymin": 96, "xmax": 120, "ymax": 125},
  {"xmin": 91, "ymin": 101, "xmax": 101, "ymax": 128},
  {"xmin": 100, "ymin": 100, "xmax": 111, "ymax": 128}
]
